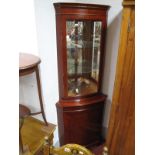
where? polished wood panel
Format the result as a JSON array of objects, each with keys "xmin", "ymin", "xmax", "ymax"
[
  {"xmin": 106, "ymin": 1, "xmax": 135, "ymax": 154},
  {"xmin": 57, "ymin": 98, "xmax": 106, "ymax": 147},
  {"xmin": 21, "ymin": 117, "xmax": 56, "ymax": 155}
]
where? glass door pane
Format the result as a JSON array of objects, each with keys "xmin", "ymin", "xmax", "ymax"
[{"xmin": 66, "ymin": 20, "xmax": 102, "ymax": 97}]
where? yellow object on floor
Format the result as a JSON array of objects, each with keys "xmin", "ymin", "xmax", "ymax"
[{"xmin": 43, "ymin": 136, "xmax": 95, "ymax": 155}]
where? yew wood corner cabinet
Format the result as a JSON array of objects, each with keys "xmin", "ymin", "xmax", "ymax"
[{"xmin": 54, "ymin": 3, "xmax": 110, "ymax": 147}]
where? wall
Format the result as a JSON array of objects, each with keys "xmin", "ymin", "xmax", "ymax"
[
  {"xmin": 18, "ymin": 0, "xmax": 39, "ymax": 55},
  {"xmin": 19, "ymin": 0, "xmax": 122, "ymax": 146}
]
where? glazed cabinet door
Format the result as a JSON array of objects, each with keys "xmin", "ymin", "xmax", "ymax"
[
  {"xmin": 61, "ymin": 17, "xmax": 107, "ymax": 99},
  {"xmin": 66, "ymin": 20, "xmax": 103, "ymax": 97}
]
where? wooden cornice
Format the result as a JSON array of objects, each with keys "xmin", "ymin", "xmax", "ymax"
[{"xmin": 123, "ymin": 0, "xmax": 135, "ymax": 6}]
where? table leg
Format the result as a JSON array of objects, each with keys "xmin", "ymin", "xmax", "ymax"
[{"xmin": 35, "ymin": 67, "xmax": 48, "ymax": 126}]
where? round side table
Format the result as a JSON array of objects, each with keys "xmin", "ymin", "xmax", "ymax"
[{"xmin": 19, "ymin": 53, "xmax": 48, "ymax": 125}]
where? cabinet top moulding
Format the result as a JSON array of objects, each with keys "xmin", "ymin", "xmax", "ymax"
[{"xmin": 54, "ymin": 3, "xmax": 110, "ymax": 15}]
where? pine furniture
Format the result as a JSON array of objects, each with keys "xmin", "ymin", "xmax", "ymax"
[{"xmin": 105, "ymin": 0, "xmax": 135, "ymax": 154}]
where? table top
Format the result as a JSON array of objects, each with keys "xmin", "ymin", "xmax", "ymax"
[{"xmin": 19, "ymin": 53, "xmax": 41, "ymax": 71}]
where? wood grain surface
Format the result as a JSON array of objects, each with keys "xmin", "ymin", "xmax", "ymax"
[{"xmin": 106, "ymin": 1, "xmax": 135, "ymax": 154}]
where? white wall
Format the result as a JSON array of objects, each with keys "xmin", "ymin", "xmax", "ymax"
[
  {"xmin": 19, "ymin": 0, "xmax": 122, "ymax": 145},
  {"xmin": 18, "ymin": 0, "xmax": 38, "ymax": 55}
]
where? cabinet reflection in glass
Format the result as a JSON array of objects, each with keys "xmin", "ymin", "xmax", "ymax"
[{"xmin": 66, "ymin": 21, "xmax": 102, "ymax": 97}]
